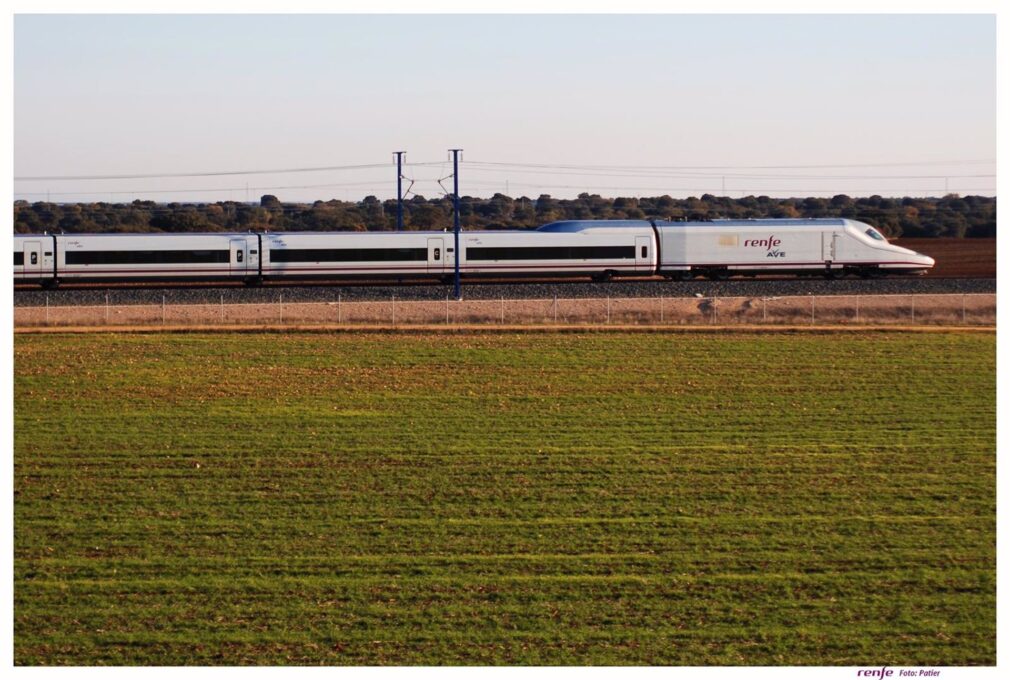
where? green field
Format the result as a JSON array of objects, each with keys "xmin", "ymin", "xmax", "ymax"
[{"xmin": 13, "ymin": 330, "xmax": 995, "ymax": 665}]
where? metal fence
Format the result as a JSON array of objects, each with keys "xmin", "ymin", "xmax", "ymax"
[{"xmin": 13, "ymin": 293, "xmax": 996, "ymax": 328}]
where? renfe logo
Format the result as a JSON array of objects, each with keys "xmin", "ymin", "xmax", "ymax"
[
  {"xmin": 744, "ymin": 235, "xmax": 782, "ymax": 250},
  {"xmin": 857, "ymin": 668, "xmax": 893, "ymax": 678}
]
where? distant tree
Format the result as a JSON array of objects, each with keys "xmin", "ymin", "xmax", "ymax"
[
  {"xmin": 771, "ymin": 203, "xmax": 800, "ymax": 218},
  {"xmin": 10, "ymin": 193, "xmax": 996, "ymax": 237},
  {"xmin": 14, "ymin": 204, "xmax": 43, "ymax": 233},
  {"xmin": 358, "ymin": 196, "xmax": 386, "ymax": 230},
  {"xmin": 487, "ymin": 193, "xmax": 514, "ymax": 224},
  {"xmin": 58, "ymin": 204, "xmax": 88, "ymax": 232},
  {"xmin": 409, "ymin": 202, "xmax": 441, "ymax": 229},
  {"xmin": 237, "ymin": 206, "xmax": 271, "ymax": 227},
  {"xmin": 535, "ymin": 194, "xmax": 561, "ymax": 222},
  {"xmin": 151, "ymin": 207, "xmax": 208, "ymax": 232},
  {"xmin": 512, "ymin": 196, "xmax": 536, "ymax": 224},
  {"xmin": 967, "ymin": 217, "xmax": 996, "ymax": 238}
]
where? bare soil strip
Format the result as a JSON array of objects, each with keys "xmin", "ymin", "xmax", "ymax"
[
  {"xmin": 894, "ymin": 238, "xmax": 995, "ymax": 278},
  {"xmin": 14, "ymin": 323, "xmax": 995, "ymax": 335},
  {"xmin": 13, "ymin": 293, "xmax": 996, "ymax": 329}
]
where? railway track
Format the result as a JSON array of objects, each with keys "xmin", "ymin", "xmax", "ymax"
[
  {"xmin": 13, "ymin": 276, "xmax": 996, "ymax": 307},
  {"xmin": 11, "ymin": 269, "xmax": 991, "ymax": 293}
]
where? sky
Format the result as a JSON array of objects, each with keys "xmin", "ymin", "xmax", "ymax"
[{"xmin": 12, "ymin": 13, "xmax": 997, "ymax": 203}]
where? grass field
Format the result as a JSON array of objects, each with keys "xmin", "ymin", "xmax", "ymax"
[{"xmin": 13, "ymin": 330, "xmax": 995, "ymax": 665}]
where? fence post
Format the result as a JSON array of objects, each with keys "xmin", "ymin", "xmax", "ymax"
[
  {"xmin": 660, "ymin": 295, "xmax": 664, "ymax": 324},
  {"xmin": 500, "ymin": 295, "xmax": 505, "ymax": 325},
  {"xmin": 45, "ymin": 294, "xmax": 49, "ymax": 326},
  {"xmin": 105, "ymin": 293, "xmax": 110, "ymax": 324},
  {"xmin": 962, "ymin": 294, "xmax": 966, "ymax": 324},
  {"xmin": 338, "ymin": 293, "xmax": 342, "ymax": 324},
  {"xmin": 162, "ymin": 295, "xmax": 166, "ymax": 325},
  {"xmin": 553, "ymin": 295, "xmax": 558, "ymax": 324},
  {"xmin": 392, "ymin": 294, "xmax": 396, "ymax": 326},
  {"xmin": 445, "ymin": 292, "xmax": 450, "ymax": 325},
  {"xmin": 855, "ymin": 295, "xmax": 859, "ymax": 324},
  {"xmin": 911, "ymin": 295, "xmax": 915, "ymax": 324},
  {"xmin": 220, "ymin": 293, "xmax": 225, "ymax": 324},
  {"xmin": 811, "ymin": 296, "xmax": 815, "ymax": 325},
  {"xmin": 279, "ymin": 294, "xmax": 283, "ymax": 324},
  {"xmin": 762, "ymin": 297, "xmax": 767, "ymax": 323},
  {"xmin": 713, "ymin": 296, "xmax": 717, "ymax": 325},
  {"xmin": 606, "ymin": 295, "xmax": 611, "ymax": 324}
]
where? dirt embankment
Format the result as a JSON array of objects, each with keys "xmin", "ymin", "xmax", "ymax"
[
  {"xmin": 894, "ymin": 238, "xmax": 995, "ymax": 278},
  {"xmin": 13, "ymin": 293, "xmax": 996, "ymax": 329}
]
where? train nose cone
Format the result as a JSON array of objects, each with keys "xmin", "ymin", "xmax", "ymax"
[{"xmin": 916, "ymin": 253, "xmax": 936, "ymax": 269}]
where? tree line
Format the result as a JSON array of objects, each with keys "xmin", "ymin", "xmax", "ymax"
[{"xmin": 13, "ymin": 193, "xmax": 996, "ymax": 238}]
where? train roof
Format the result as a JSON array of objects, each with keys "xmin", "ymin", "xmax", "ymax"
[
  {"xmin": 654, "ymin": 218, "xmax": 848, "ymax": 227},
  {"xmin": 536, "ymin": 220, "xmax": 653, "ymax": 232},
  {"xmin": 537, "ymin": 218, "xmax": 852, "ymax": 232},
  {"xmin": 15, "ymin": 231, "xmax": 250, "ymax": 238},
  {"xmin": 15, "ymin": 218, "xmax": 858, "ymax": 240}
]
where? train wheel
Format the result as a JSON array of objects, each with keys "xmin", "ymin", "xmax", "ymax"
[
  {"xmin": 592, "ymin": 271, "xmax": 613, "ymax": 283},
  {"xmin": 41, "ymin": 279, "xmax": 59, "ymax": 290}
]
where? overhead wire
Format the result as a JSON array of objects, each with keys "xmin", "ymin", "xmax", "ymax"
[
  {"xmin": 13, "ymin": 157, "xmax": 996, "ymax": 202},
  {"xmin": 502, "ymin": 180, "xmax": 996, "ymax": 194},
  {"xmin": 15, "ymin": 157, "xmax": 994, "ymax": 183},
  {"xmin": 14, "ymin": 161, "xmax": 449, "ymax": 182},
  {"xmin": 462, "ymin": 158, "xmax": 995, "ymax": 170}
]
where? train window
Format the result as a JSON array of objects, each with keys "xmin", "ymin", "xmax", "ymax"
[
  {"xmin": 65, "ymin": 249, "xmax": 230, "ymax": 265},
  {"xmin": 467, "ymin": 246, "xmax": 635, "ymax": 261},
  {"xmin": 865, "ymin": 228, "xmax": 885, "ymax": 241},
  {"xmin": 14, "ymin": 252, "xmax": 23, "ymax": 266},
  {"xmin": 434, "ymin": 248, "xmax": 441, "ymax": 261},
  {"xmin": 250, "ymin": 250, "xmax": 257, "ymax": 255},
  {"xmin": 269, "ymin": 248, "xmax": 427, "ymax": 263},
  {"xmin": 30, "ymin": 253, "xmax": 37, "ymax": 265},
  {"xmin": 641, "ymin": 246, "xmax": 648, "ymax": 258}
]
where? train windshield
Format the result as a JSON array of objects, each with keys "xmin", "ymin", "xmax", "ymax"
[{"xmin": 865, "ymin": 227, "xmax": 886, "ymax": 241}]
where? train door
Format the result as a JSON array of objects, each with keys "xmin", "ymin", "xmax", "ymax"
[
  {"xmin": 246, "ymin": 236, "xmax": 259, "ymax": 278},
  {"xmin": 14, "ymin": 243, "xmax": 24, "ymax": 280},
  {"xmin": 23, "ymin": 240, "xmax": 42, "ymax": 279},
  {"xmin": 230, "ymin": 238, "xmax": 248, "ymax": 277},
  {"xmin": 427, "ymin": 238, "xmax": 444, "ymax": 273},
  {"xmin": 821, "ymin": 232, "xmax": 837, "ymax": 263},
  {"xmin": 635, "ymin": 236, "xmax": 652, "ymax": 272}
]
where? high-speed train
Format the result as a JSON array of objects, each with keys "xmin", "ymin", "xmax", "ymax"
[{"xmin": 13, "ymin": 218, "xmax": 934, "ymax": 288}]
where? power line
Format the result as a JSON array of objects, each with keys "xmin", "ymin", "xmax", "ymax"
[
  {"xmin": 462, "ymin": 165, "xmax": 995, "ymax": 181},
  {"xmin": 14, "ymin": 161, "xmax": 447, "ymax": 182},
  {"xmin": 11, "ymin": 175, "xmax": 517, "ymax": 199},
  {"xmin": 502, "ymin": 181, "xmax": 996, "ymax": 194},
  {"xmin": 15, "ymin": 157, "xmax": 994, "ymax": 183},
  {"xmin": 464, "ymin": 158, "xmax": 995, "ymax": 171},
  {"xmin": 17, "ymin": 173, "xmax": 991, "ymax": 199},
  {"xmin": 13, "ymin": 181, "xmax": 409, "ymax": 197}
]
